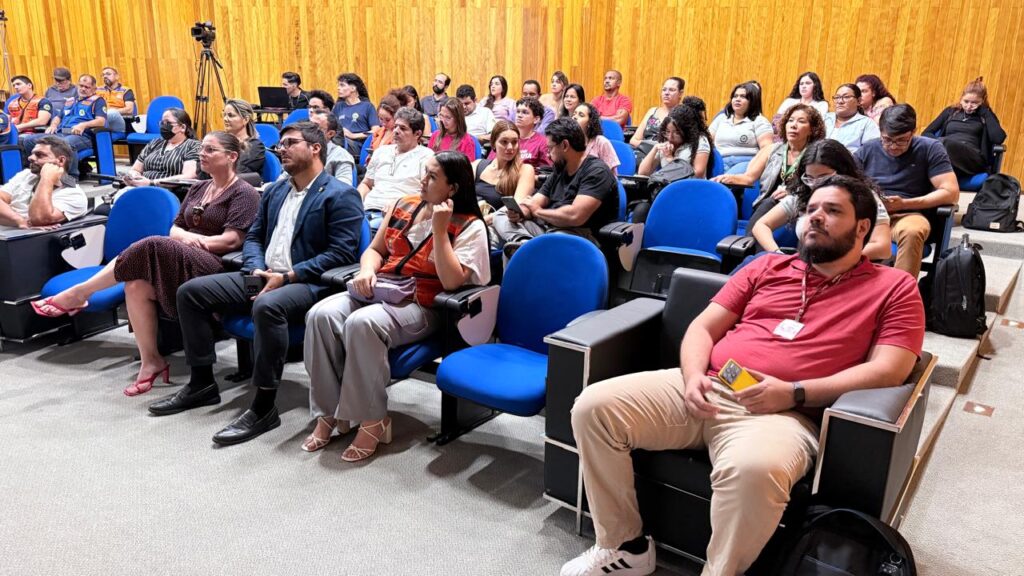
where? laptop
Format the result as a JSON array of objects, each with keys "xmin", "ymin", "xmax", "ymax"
[{"xmin": 257, "ymin": 86, "xmax": 291, "ymax": 109}]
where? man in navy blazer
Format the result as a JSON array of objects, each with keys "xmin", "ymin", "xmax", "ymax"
[{"xmin": 150, "ymin": 122, "xmax": 364, "ymax": 446}]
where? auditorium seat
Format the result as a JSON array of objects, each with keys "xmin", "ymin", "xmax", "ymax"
[
  {"xmin": 610, "ymin": 140, "xmax": 636, "ymax": 176},
  {"xmin": 600, "ymin": 119, "xmax": 625, "ymax": 142},
  {"xmin": 260, "ymin": 150, "xmax": 282, "ymax": 183},
  {"xmin": 255, "ymin": 123, "xmax": 280, "ymax": 149},
  {"xmin": 123, "ymin": 96, "xmax": 185, "ymax": 162},
  {"xmin": 282, "ymin": 108, "xmax": 309, "ymax": 126},
  {"xmin": 1, "ymin": 124, "xmax": 21, "ymax": 183}
]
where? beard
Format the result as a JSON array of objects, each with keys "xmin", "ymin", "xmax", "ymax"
[
  {"xmin": 432, "ymin": 85, "xmax": 445, "ymax": 95},
  {"xmin": 552, "ymin": 156, "xmax": 567, "ymax": 172},
  {"xmin": 28, "ymin": 161, "xmax": 42, "ymax": 175},
  {"xmin": 798, "ymin": 224, "xmax": 858, "ymax": 265}
]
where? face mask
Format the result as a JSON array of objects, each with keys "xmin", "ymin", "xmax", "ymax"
[{"xmin": 160, "ymin": 125, "xmax": 175, "ymax": 140}]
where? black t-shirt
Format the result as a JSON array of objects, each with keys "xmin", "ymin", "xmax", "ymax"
[
  {"xmin": 943, "ymin": 112, "xmax": 984, "ymax": 149},
  {"xmin": 538, "ymin": 156, "xmax": 618, "ymax": 233}
]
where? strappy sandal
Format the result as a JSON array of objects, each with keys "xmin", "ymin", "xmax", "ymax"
[
  {"xmin": 301, "ymin": 416, "xmax": 338, "ymax": 452},
  {"xmin": 31, "ymin": 296, "xmax": 89, "ymax": 318},
  {"xmin": 341, "ymin": 418, "xmax": 392, "ymax": 462}
]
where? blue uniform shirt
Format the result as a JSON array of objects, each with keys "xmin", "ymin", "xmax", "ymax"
[{"xmin": 58, "ymin": 95, "xmax": 107, "ymax": 132}]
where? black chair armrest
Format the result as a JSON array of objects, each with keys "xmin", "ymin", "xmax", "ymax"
[
  {"xmin": 221, "ymin": 251, "xmax": 246, "ymax": 270},
  {"xmin": 715, "ymin": 234, "xmax": 755, "ymax": 259},
  {"xmin": 320, "ymin": 264, "xmax": 362, "ymax": 287},
  {"xmin": 434, "ymin": 285, "xmax": 493, "ymax": 315},
  {"xmin": 814, "ymin": 352, "xmax": 936, "ymax": 521},
  {"xmin": 599, "ymin": 221, "xmax": 637, "ymax": 246},
  {"xmin": 544, "ymin": 298, "xmax": 666, "ymax": 444},
  {"xmin": 992, "ymin": 144, "xmax": 1006, "ymax": 174}
]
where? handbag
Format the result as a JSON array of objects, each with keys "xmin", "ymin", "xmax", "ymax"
[{"xmin": 346, "ymin": 201, "xmax": 432, "ymax": 305}]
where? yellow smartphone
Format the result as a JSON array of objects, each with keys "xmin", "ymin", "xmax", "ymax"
[{"xmin": 719, "ymin": 359, "xmax": 759, "ymax": 392}]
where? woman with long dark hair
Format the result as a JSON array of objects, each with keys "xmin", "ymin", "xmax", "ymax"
[
  {"xmin": 573, "ymin": 102, "xmax": 619, "ymax": 174},
  {"xmin": 923, "ymin": 77, "xmax": 1006, "ymax": 179},
  {"xmin": 540, "ymin": 70, "xmax": 569, "ymax": 112},
  {"xmin": 303, "ymin": 151, "xmax": 490, "ymax": 463},
  {"xmin": 709, "ymin": 82, "xmax": 774, "ymax": 169},
  {"xmin": 559, "ymin": 83, "xmax": 586, "ymax": 118},
  {"xmin": 123, "ymin": 107, "xmax": 200, "ymax": 186},
  {"xmin": 430, "ymin": 98, "xmax": 477, "ymax": 157},
  {"xmin": 482, "ymin": 75, "xmax": 515, "ymax": 122},
  {"xmin": 750, "ymin": 139, "xmax": 892, "ymax": 259},
  {"xmin": 638, "ymin": 104, "xmax": 712, "ymax": 178},
  {"xmin": 855, "ymin": 74, "xmax": 896, "ymax": 124},
  {"xmin": 776, "ymin": 71, "xmax": 828, "ymax": 117}
]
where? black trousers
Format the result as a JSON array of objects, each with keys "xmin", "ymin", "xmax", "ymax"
[
  {"xmin": 176, "ymin": 272, "xmax": 319, "ymax": 390},
  {"xmin": 941, "ymin": 138, "xmax": 988, "ymax": 179}
]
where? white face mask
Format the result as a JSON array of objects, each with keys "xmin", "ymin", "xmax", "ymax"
[{"xmin": 795, "ymin": 215, "xmax": 809, "ymax": 239}]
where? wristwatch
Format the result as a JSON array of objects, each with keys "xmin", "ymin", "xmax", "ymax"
[
  {"xmin": 281, "ymin": 273, "xmax": 292, "ymax": 286},
  {"xmin": 792, "ymin": 381, "xmax": 806, "ymax": 407}
]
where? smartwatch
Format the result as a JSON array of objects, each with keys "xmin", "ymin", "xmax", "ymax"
[
  {"xmin": 281, "ymin": 272, "xmax": 292, "ymax": 286},
  {"xmin": 792, "ymin": 381, "xmax": 806, "ymax": 407}
]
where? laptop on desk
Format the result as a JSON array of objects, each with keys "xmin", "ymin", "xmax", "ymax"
[{"xmin": 257, "ymin": 86, "xmax": 291, "ymax": 110}]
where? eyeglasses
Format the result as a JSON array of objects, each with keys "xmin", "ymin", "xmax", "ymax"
[
  {"xmin": 200, "ymin": 145, "xmax": 227, "ymax": 154},
  {"xmin": 275, "ymin": 138, "xmax": 309, "ymax": 151},
  {"xmin": 160, "ymin": 121, "xmax": 181, "ymax": 128},
  {"xmin": 880, "ymin": 134, "xmax": 913, "ymax": 147},
  {"xmin": 801, "ymin": 172, "xmax": 837, "ymax": 187},
  {"xmin": 832, "ymin": 95, "xmax": 857, "ymax": 102}
]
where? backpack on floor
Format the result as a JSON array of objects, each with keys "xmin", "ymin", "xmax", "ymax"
[
  {"xmin": 919, "ymin": 234, "xmax": 986, "ymax": 338},
  {"xmin": 773, "ymin": 508, "xmax": 917, "ymax": 576},
  {"xmin": 962, "ymin": 173, "xmax": 1023, "ymax": 232}
]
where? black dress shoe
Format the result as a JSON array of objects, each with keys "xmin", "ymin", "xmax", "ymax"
[
  {"xmin": 212, "ymin": 408, "xmax": 281, "ymax": 446},
  {"xmin": 148, "ymin": 384, "xmax": 221, "ymax": 416}
]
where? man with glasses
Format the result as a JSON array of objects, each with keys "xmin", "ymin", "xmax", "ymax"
[
  {"xmin": 44, "ymin": 67, "xmax": 76, "ymax": 108},
  {"xmin": 855, "ymin": 104, "xmax": 958, "ymax": 277},
  {"xmin": 492, "ymin": 118, "xmax": 617, "ymax": 256},
  {"xmin": 21, "ymin": 74, "xmax": 107, "ymax": 182},
  {"xmin": 420, "ymin": 73, "xmax": 450, "ymax": 117},
  {"xmin": 97, "ymin": 66, "xmax": 137, "ymax": 133},
  {"xmin": 357, "ymin": 107, "xmax": 433, "ymax": 232},
  {"xmin": 150, "ymin": 121, "xmax": 364, "ymax": 447}
]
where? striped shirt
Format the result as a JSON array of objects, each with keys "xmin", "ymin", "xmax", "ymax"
[{"xmin": 138, "ymin": 138, "xmax": 201, "ymax": 180}]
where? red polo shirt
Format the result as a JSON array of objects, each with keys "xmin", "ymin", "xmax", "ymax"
[
  {"xmin": 591, "ymin": 94, "xmax": 633, "ymax": 126},
  {"xmin": 709, "ymin": 254, "xmax": 924, "ymax": 384}
]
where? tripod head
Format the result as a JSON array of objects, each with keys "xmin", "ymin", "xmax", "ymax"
[{"xmin": 190, "ymin": 21, "xmax": 216, "ymax": 49}]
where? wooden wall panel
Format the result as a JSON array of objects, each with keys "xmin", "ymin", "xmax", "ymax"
[{"xmin": 4, "ymin": 0, "xmax": 1023, "ymax": 173}]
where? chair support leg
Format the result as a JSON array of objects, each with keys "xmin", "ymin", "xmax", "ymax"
[
  {"xmin": 428, "ymin": 392, "xmax": 500, "ymax": 445},
  {"xmin": 225, "ymin": 339, "xmax": 253, "ymax": 382}
]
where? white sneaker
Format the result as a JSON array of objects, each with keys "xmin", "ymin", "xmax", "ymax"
[{"xmin": 560, "ymin": 536, "xmax": 656, "ymax": 576}]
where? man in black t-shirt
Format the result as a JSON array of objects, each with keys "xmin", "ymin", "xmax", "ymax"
[{"xmin": 493, "ymin": 118, "xmax": 618, "ymax": 254}]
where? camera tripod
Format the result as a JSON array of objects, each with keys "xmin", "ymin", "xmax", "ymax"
[{"xmin": 193, "ymin": 45, "xmax": 227, "ymax": 136}]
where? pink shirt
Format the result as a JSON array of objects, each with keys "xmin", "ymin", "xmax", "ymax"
[
  {"xmin": 489, "ymin": 131, "xmax": 551, "ymax": 168},
  {"xmin": 709, "ymin": 254, "xmax": 924, "ymax": 385},
  {"xmin": 429, "ymin": 132, "xmax": 478, "ymax": 159},
  {"xmin": 585, "ymin": 135, "xmax": 620, "ymax": 174},
  {"xmin": 591, "ymin": 93, "xmax": 634, "ymax": 126}
]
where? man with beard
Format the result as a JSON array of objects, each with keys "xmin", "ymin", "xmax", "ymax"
[
  {"xmin": 0, "ymin": 136, "xmax": 87, "ymax": 229},
  {"xmin": 96, "ymin": 67, "xmax": 137, "ymax": 133},
  {"xmin": 21, "ymin": 74, "xmax": 107, "ymax": 181},
  {"xmin": 561, "ymin": 175, "xmax": 925, "ymax": 576},
  {"xmin": 420, "ymin": 72, "xmax": 451, "ymax": 117},
  {"xmin": 491, "ymin": 117, "xmax": 617, "ymax": 255},
  {"xmin": 149, "ymin": 121, "xmax": 363, "ymax": 447}
]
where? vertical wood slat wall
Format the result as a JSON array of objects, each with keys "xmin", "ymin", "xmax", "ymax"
[{"xmin": 5, "ymin": 0, "xmax": 1022, "ymax": 174}]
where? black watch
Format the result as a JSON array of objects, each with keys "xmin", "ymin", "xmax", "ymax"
[
  {"xmin": 792, "ymin": 381, "xmax": 806, "ymax": 407},
  {"xmin": 281, "ymin": 273, "xmax": 292, "ymax": 286}
]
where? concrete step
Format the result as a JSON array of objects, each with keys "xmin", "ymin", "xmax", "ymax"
[
  {"xmin": 923, "ymin": 312, "xmax": 996, "ymax": 390},
  {"xmin": 917, "ymin": 383, "xmax": 957, "ymax": 457},
  {"xmin": 949, "ymin": 226, "xmax": 1024, "ymax": 260},
  {"xmin": 983, "ymin": 256, "xmax": 1021, "ymax": 314}
]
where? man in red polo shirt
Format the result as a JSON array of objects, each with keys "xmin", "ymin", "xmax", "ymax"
[
  {"xmin": 591, "ymin": 70, "xmax": 633, "ymax": 127},
  {"xmin": 562, "ymin": 175, "xmax": 925, "ymax": 576}
]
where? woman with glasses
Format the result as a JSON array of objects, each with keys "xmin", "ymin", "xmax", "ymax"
[
  {"xmin": 122, "ymin": 108, "xmax": 201, "ymax": 187},
  {"xmin": 637, "ymin": 104, "xmax": 711, "ymax": 178},
  {"xmin": 429, "ymin": 98, "xmax": 478, "ymax": 157},
  {"xmin": 824, "ymin": 84, "xmax": 880, "ymax": 152},
  {"xmin": 628, "ymin": 77, "xmax": 685, "ymax": 151},
  {"xmin": 749, "ymin": 139, "xmax": 891, "ymax": 259},
  {"xmin": 32, "ymin": 132, "xmax": 259, "ymax": 396},
  {"xmin": 219, "ymin": 99, "xmax": 266, "ymax": 176},
  {"xmin": 709, "ymin": 82, "xmax": 774, "ymax": 170}
]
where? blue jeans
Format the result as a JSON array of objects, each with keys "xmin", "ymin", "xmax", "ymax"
[{"xmin": 722, "ymin": 154, "xmax": 755, "ymax": 172}]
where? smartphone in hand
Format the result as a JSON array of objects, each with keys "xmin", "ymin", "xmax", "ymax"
[
  {"xmin": 243, "ymin": 274, "xmax": 268, "ymax": 297},
  {"xmin": 501, "ymin": 196, "xmax": 525, "ymax": 217}
]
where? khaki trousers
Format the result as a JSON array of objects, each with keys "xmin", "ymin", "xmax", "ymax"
[
  {"xmin": 890, "ymin": 212, "xmax": 932, "ymax": 278},
  {"xmin": 571, "ymin": 368, "xmax": 819, "ymax": 576}
]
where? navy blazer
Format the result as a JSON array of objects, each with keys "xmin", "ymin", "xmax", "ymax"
[{"xmin": 242, "ymin": 170, "xmax": 364, "ymax": 292}]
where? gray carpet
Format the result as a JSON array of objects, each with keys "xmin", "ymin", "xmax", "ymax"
[{"xmin": 0, "ymin": 328, "xmax": 696, "ymax": 575}]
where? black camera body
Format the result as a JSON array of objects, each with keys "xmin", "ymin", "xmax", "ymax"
[{"xmin": 190, "ymin": 21, "xmax": 216, "ymax": 46}]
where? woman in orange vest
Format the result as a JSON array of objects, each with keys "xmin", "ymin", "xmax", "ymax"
[{"xmin": 303, "ymin": 151, "xmax": 490, "ymax": 462}]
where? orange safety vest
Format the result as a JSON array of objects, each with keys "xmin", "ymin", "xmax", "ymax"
[
  {"xmin": 8, "ymin": 95, "xmax": 51, "ymax": 127},
  {"xmin": 379, "ymin": 195, "xmax": 477, "ymax": 307},
  {"xmin": 97, "ymin": 85, "xmax": 133, "ymax": 110}
]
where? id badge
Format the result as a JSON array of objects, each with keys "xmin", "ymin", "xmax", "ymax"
[{"xmin": 774, "ymin": 319, "xmax": 804, "ymax": 340}]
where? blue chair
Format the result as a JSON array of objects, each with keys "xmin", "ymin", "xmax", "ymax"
[
  {"xmin": 433, "ymin": 234, "xmax": 608, "ymax": 443},
  {"xmin": 283, "ymin": 108, "xmax": 309, "ymax": 126},
  {"xmin": 260, "ymin": 150, "xmax": 282, "ymax": 183},
  {"xmin": 428, "ymin": 116, "xmax": 438, "ymax": 132},
  {"xmin": 924, "ymin": 131, "xmax": 1006, "ymax": 192},
  {"xmin": 472, "ymin": 136, "xmax": 483, "ymax": 161},
  {"xmin": 77, "ymin": 129, "xmax": 118, "ymax": 184},
  {"xmin": 255, "ymin": 123, "xmax": 280, "ymax": 148},
  {"xmin": 601, "ymin": 119, "xmax": 625, "ymax": 141},
  {"xmin": 610, "ymin": 139, "xmax": 636, "ymax": 176},
  {"xmin": 359, "ymin": 134, "xmax": 374, "ymax": 165},
  {"xmin": 124, "ymin": 96, "xmax": 184, "ymax": 148},
  {"xmin": 38, "ymin": 187, "xmax": 180, "ymax": 338},
  {"xmin": 615, "ymin": 180, "xmax": 740, "ymax": 297},
  {"xmin": 1, "ymin": 124, "xmax": 21, "ymax": 183},
  {"xmin": 709, "ymin": 148, "xmax": 726, "ymax": 178},
  {"xmin": 616, "ymin": 179, "xmax": 628, "ymax": 221}
]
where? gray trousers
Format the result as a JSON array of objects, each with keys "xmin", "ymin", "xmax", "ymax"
[
  {"xmin": 491, "ymin": 207, "xmax": 550, "ymax": 243},
  {"xmin": 304, "ymin": 292, "xmax": 439, "ymax": 422}
]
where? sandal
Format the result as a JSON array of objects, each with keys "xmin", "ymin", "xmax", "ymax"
[
  {"xmin": 341, "ymin": 418, "xmax": 392, "ymax": 462},
  {"xmin": 124, "ymin": 364, "xmax": 170, "ymax": 397},
  {"xmin": 301, "ymin": 416, "xmax": 338, "ymax": 452},
  {"xmin": 31, "ymin": 296, "xmax": 89, "ymax": 318}
]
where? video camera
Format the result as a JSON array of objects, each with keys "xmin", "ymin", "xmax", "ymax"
[{"xmin": 190, "ymin": 21, "xmax": 216, "ymax": 47}]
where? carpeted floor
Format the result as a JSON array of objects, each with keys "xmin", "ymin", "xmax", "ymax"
[{"xmin": 0, "ymin": 328, "xmax": 697, "ymax": 576}]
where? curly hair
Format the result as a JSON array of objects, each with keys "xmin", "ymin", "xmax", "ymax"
[
  {"xmin": 662, "ymin": 104, "xmax": 714, "ymax": 166},
  {"xmin": 336, "ymin": 72, "xmax": 370, "ymax": 101},
  {"xmin": 575, "ymin": 102, "xmax": 604, "ymax": 142},
  {"xmin": 779, "ymin": 103, "xmax": 827, "ymax": 145},
  {"xmin": 854, "ymin": 74, "xmax": 896, "ymax": 105},
  {"xmin": 791, "ymin": 139, "xmax": 877, "ymax": 214}
]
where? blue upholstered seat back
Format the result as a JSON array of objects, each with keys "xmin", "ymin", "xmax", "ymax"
[
  {"xmin": 644, "ymin": 180, "xmax": 737, "ymax": 255},
  {"xmin": 105, "ymin": 186, "xmax": 180, "ymax": 261}
]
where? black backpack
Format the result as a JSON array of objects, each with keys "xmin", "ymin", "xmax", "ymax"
[
  {"xmin": 919, "ymin": 234, "xmax": 986, "ymax": 338},
  {"xmin": 773, "ymin": 508, "xmax": 916, "ymax": 576},
  {"xmin": 962, "ymin": 173, "xmax": 1023, "ymax": 232}
]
